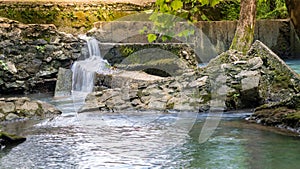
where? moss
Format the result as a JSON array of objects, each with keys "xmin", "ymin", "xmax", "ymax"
[
  {"xmin": 166, "ymin": 102, "xmax": 174, "ymax": 109},
  {"xmin": 120, "ymin": 46, "xmax": 135, "ymax": 57},
  {"xmin": 0, "ymin": 3, "xmax": 143, "ymax": 34},
  {"xmin": 0, "ymin": 132, "xmax": 26, "ymax": 145},
  {"xmin": 202, "ymin": 93, "xmax": 211, "ymax": 104},
  {"xmin": 137, "ymin": 90, "xmax": 143, "ymax": 98},
  {"xmin": 285, "ymin": 111, "xmax": 300, "ymax": 121}
]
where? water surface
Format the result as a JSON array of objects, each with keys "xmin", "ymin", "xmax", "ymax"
[{"xmin": 1, "ymin": 110, "xmax": 300, "ymax": 169}]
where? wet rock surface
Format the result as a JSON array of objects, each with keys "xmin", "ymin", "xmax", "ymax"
[
  {"xmin": 248, "ymin": 94, "xmax": 300, "ymax": 132},
  {"xmin": 0, "ymin": 97, "xmax": 61, "ymax": 121},
  {"xmin": 0, "ymin": 17, "xmax": 84, "ymax": 94},
  {"xmin": 82, "ymin": 40, "xmax": 300, "ymax": 115},
  {"xmin": 0, "ymin": 131, "xmax": 26, "ymax": 149}
]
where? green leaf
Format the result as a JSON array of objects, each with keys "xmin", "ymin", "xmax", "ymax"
[
  {"xmin": 156, "ymin": 0, "xmax": 165, "ymax": 6},
  {"xmin": 210, "ymin": 0, "xmax": 221, "ymax": 7},
  {"xmin": 199, "ymin": 0, "xmax": 209, "ymax": 6},
  {"xmin": 147, "ymin": 34, "xmax": 157, "ymax": 43},
  {"xmin": 161, "ymin": 35, "xmax": 170, "ymax": 42},
  {"xmin": 171, "ymin": 0, "xmax": 183, "ymax": 11}
]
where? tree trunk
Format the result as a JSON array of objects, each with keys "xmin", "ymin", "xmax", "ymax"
[
  {"xmin": 286, "ymin": 0, "xmax": 300, "ymax": 38},
  {"xmin": 230, "ymin": 0, "xmax": 257, "ymax": 53}
]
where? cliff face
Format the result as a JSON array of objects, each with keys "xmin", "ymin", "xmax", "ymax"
[{"xmin": 0, "ymin": 17, "xmax": 84, "ymax": 94}]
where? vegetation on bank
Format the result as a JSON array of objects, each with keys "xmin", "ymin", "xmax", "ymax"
[
  {"xmin": 0, "ymin": 0, "xmax": 288, "ymax": 34},
  {"xmin": 0, "ymin": 3, "xmax": 145, "ymax": 33},
  {"xmin": 151, "ymin": 0, "xmax": 287, "ymax": 22}
]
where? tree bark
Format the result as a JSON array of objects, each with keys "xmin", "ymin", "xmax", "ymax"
[
  {"xmin": 286, "ymin": 0, "xmax": 300, "ymax": 38},
  {"xmin": 230, "ymin": 0, "xmax": 257, "ymax": 53}
]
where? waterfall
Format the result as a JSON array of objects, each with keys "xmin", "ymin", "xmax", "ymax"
[
  {"xmin": 51, "ymin": 35, "xmax": 110, "ymax": 116},
  {"xmin": 71, "ymin": 35, "xmax": 109, "ymax": 93}
]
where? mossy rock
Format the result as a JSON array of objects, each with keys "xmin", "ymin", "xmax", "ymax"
[{"xmin": 0, "ymin": 132, "xmax": 26, "ymax": 147}]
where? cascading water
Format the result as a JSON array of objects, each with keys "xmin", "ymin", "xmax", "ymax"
[
  {"xmin": 72, "ymin": 35, "xmax": 110, "ymax": 93},
  {"xmin": 52, "ymin": 35, "xmax": 111, "ymax": 117}
]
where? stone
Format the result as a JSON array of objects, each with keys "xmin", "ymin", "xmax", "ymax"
[
  {"xmin": 147, "ymin": 100, "xmax": 166, "ymax": 110},
  {"xmin": 115, "ymin": 48, "xmax": 190, "ymax": 76},
  {"xmin": 248, "ymin": 57, "xmax": 263, "ymax": 70},
  {"xmin": 25, "ymin": 59, "xmax": 42, "ymax": 74},
  {"xmin": 0, "ymin": 113, "xmax": 5, "ymax": 120},
  {"xmin": 241, "ymin": 75, "xmax": 261, "ymax": 91},
  {"xmin": 0, "ymin": 132, "xmax": 26, "ymax": 147},
  {"xmin": 96, "ymin": 70, "xmax": 164, "ymax": 89},
  {"xmin": 0, "ymin": 101, "xmax": 15, "ymax": 113},
  {"xmin": 5, "ymin": 113, "xmax": 19, "ymax": 121},
  {"xmin": 54, "ymin": 68, "xmax": 72, "ymax": 97},
  {"xmin": 235, "ymin": 70, "xmax": 259, "ymax": 79},
  {"xmin": 37, "ymin": 101, "xmax": 61, "ymax": 115},
  {"xmin": 20, "ymin": 101, "xmax": 39, "ymax": 111},
  {"xmin": 188, "ymin": 76, "xmax": 208, "ymax": 88},
  {"xmin": 6, "ymin": 61, "xmax": 17, "ymax": 74}
]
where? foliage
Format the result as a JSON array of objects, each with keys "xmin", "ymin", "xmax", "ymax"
[
  {"xmin": 146, "ymin": 0, "xmax": 287, "ymax": 43},
  {"xmin": 257, "ymin": 0, "xmax": 288, "ymax": 19},
  {"xmin": 151, "ymin": 0, "xmax": 287, "ymax": 22},
  {"xmin": 36, "ymin": 45, "xmax": 45, "ymax": 53},
  {"xmin": 0, "ymin": 60, "xmax": 8, "ymax": 71}
]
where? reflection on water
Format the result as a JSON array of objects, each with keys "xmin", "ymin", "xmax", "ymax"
[
  {"xmin": 1, "ymin": 111, "xmax": 300, "ymax": 169},
  {"xmin": 285, "ymin": 59, "xmax": 300, "ymax": 74}
]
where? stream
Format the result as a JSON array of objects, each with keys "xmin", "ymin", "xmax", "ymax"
[
  {"xmin": 1, "ymin": 37, "xmax": 300, "ymax": 168},
  {"xmin": 0, "ymin": 93, "xmax": 300, "ymax": 168}
]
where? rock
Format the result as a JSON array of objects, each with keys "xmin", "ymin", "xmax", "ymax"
[
  {"xmin": 188, "ymin": 76, "xmax": 208, "ymax": 88},
  {"xmin": 0, "ymin": 97, "xmax": 61, "ymax": 122},
  {"xmin": 248, "ymin": 57, "xmax": 263, "ymax": 70},
  {"xmin": 54, "ymin": 68, "xmax": 72, "ymax": 97},
  {"xmin": 37, "ymin": 101, "xmax": 61, "ymax": 114},
  {"xmin": 0, "ymin": 113, "xmax": 5, "ymax": 120},
  {"xmin": 32, "ymin": 39, "xmax": 48, "ymax": 45},
  {"xmin": 25, "ymin": 59, "xmax": 42, "ymax": 74},
  {"xmin": 148, "ymin": 100, "xmax": 166, "ymax": 110},
  {"xmin": 248, "ymin": 94, "xmax": 300, "ymax": 130},
  {"xmin": 115, "ymin": 48, "xmax": 190, "ymax": 76},
  {"xmin": 0, "ymin": 18, "xmax": 83, "ymax": 93},
  {"xmin": 5, "ymin": 113, "xmax": 20, "ymax": 121},
  {"xmin": 20, "ymin": 101, "xmax": 39, "ymax": 111},
  {"xmin": 241, "ymin": 74, "xmax": 260, "ymax": 91},
  {"xmin": 0, "ymin": 101, "xmax": 15, "ymax": 113},
  {"xmin": 95, "ymin": 70, "xmax": 164, "ymax": 89},
  {"xmin": 6, "ymin": 61, "xmax": 17, "ymax": 74},
  {"xmin": 235, "ymin": 70, "xmax": 259, "ymax": 79},
  {"xmin": 0, "ymin": 132, "xmax": 26, "ymax": 148}
]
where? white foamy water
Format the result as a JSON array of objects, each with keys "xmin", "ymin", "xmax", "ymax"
[{"xmin": 71, "ymin": 35, "xmax": 110, "ymax": 93}]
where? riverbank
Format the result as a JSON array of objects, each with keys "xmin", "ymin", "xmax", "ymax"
[
  {"xmin": 0, "ymin": 0, "xmax": 155, "ymax": 34},
  {"xmin": 0, "ymin": 0, "xmax": 155, "ymax": 5}
]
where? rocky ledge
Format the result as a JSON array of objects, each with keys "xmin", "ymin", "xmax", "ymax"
[
  {"xmin": 0, "ymin": 131, "xmax": 26, "ymax": 149},
  {"xmin": 248, "ymin": 94, "xmax": 300, "ymax": 133},
  {"xmin": 0, "ymin": 97, "xmax": 61, "ymax": 121},
  {"xmin": 81, "ymin": 40, "xmax": 300, "ymax": 121}
]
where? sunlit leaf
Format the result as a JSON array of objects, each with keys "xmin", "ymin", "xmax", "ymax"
[
  {"xmin": 199, "ymin": 0, "xmax": 209, "ymax": 6},
  {"xmin": 147, "ymin": 34, "xmax": 157, "ymax": 43},
  {"xmin": 171, "ymin": 0, "xmax": 183, "ymax": 11},
  {"xmin": 210, "ymin": 0, "xmax": 221, "ymax": 7},
  {"xmin": 161, "ymin": 35, "xmax": 170, "ymax": 42}
]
